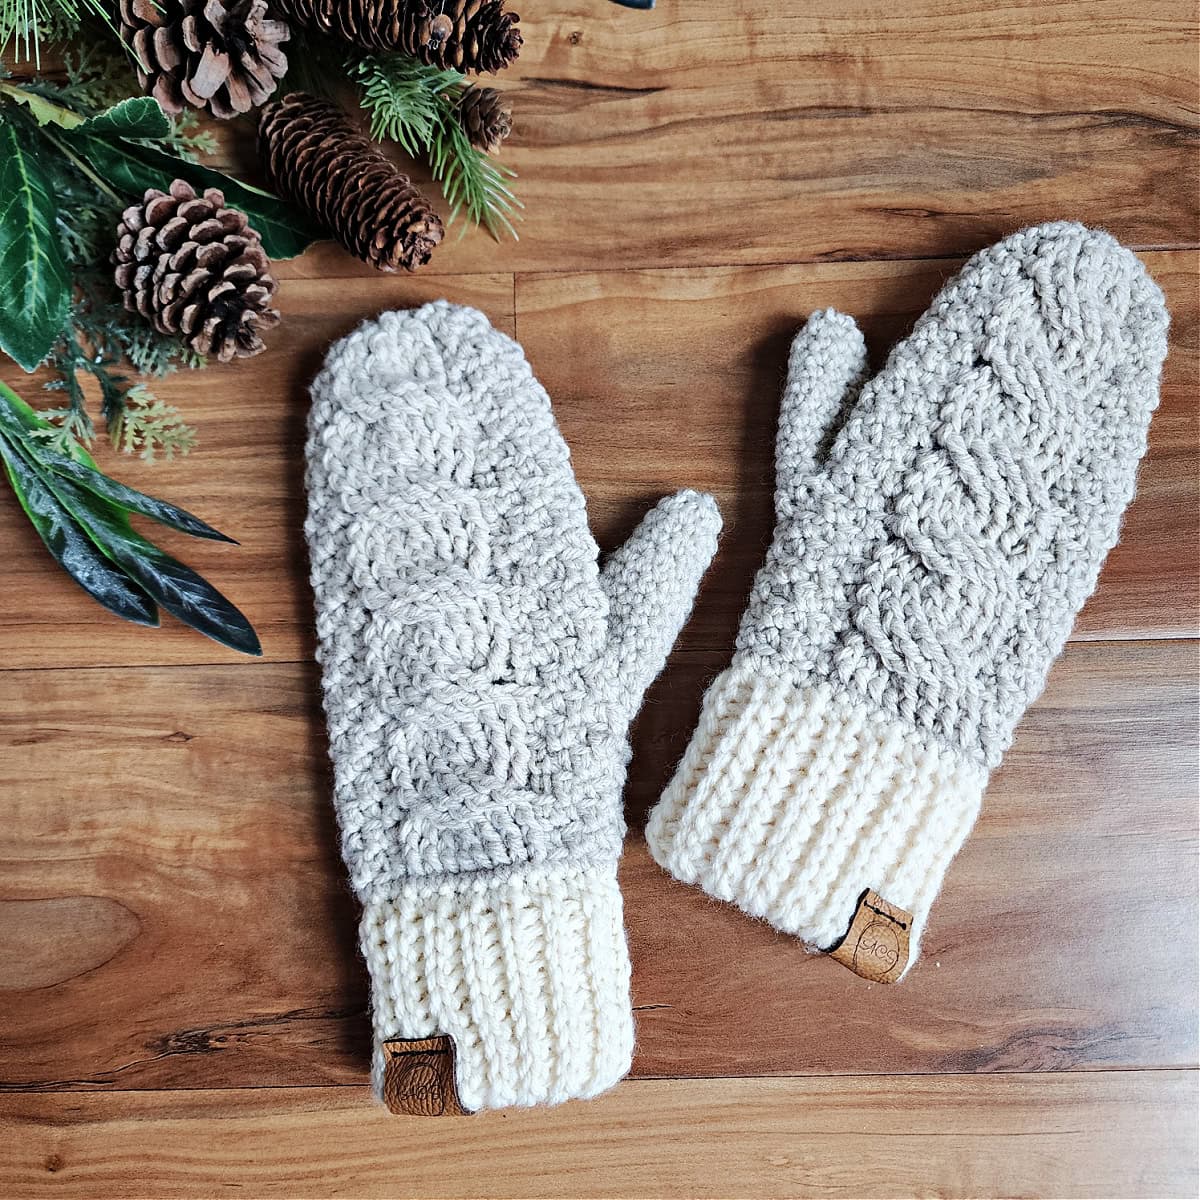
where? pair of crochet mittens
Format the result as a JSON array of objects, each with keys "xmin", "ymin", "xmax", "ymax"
[{"xmin": 305, "ymin": 223, "xmax": 1168, "ymax": 1114}]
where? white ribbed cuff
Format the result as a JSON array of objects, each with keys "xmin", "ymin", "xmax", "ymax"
[
  {"xmin": 361, "ymin": 865, "xmax": 633, "ymax": 1112},
  {"xmin": 646, "ymin": 665, "xmax": 987, "ymax": 968}
]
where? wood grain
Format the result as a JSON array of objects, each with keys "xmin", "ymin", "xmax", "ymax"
[
  {"xmin": 2, "ymin": 1072, "xmax": 1196, "ymax": 1199},
  {"xmin": 205, "ymin": 1, "xmax": 1199, "ymax": 277},
  {"xmin": 0, "ymin": 252, "xmax": 1193, "ymax": 670},
  {"xmin": 1, "ymin": 2, "xmax": 1196, "ymax": 1192},
  {"xmin": 1, "ymin": 640, "xmax": 1194, "ymax": 1090}
]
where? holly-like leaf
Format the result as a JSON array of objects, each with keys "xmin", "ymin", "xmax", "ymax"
[
  {"xmin": 0, "ymin": 428, "xmax": 159, "ymax": 625},
  {"xmin": 0, "ymin": 123, "xmax": 72, "ymax": 371},
  {"xmin": 65, "ymin": 129, "xmax": 323, "ymax": 259},
  {"xmin": 77, "ymin": 96, "xmax": 172, "ymax": 141}
]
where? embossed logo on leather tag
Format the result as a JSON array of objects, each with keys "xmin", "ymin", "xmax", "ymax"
[
  {"xmin": 381, "ymin": 1035, "xmax": 472, "ymax": 1117},
  {"xmin": 828, "ymin": 889, "xmax": 912, "ymax": 983}
]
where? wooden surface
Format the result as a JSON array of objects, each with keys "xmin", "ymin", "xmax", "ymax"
[
  {"xmin": 2, "ymin": 1, "xmax": 1198, "ymax": 1196},
  {"xmin": 3, "ymin": 1074, "xmax": 1197, "ymax": 1199}
]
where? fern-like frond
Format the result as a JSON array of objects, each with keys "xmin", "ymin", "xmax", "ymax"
[{"xmin": 109, "ymin": 385, "xmax": 196, "ymax": 461}]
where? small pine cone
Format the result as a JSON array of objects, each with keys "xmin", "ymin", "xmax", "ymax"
[
  {"xmin": 118, "ymin": 0, "xmax": 290, "ymax": 119},
  {"xmin": 458, "ymin": 86, "xmax": 512, "ymax": 153},
  {"xmin": 113, "ymin": 180, "xmax": 281, "ymax": 363},
  {"xmin": 271, "ymin": 0, "xmax": 521, "ymax": 72},
  {"xmin": 258, "ymin": 93, "xmax": 444, "ymax": 273}
]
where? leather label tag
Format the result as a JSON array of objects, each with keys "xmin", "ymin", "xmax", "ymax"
[
  {"xmin": 381, "ymin": 1035, "xmax": 472, "ymax": 1117},
  {"xmin": 828, "ymin": 889, "xmax": 912, "ymax": 983}
]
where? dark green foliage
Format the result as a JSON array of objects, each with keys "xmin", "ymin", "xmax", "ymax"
[{"xmin": 0, "ymin": 380, "xmax": 260, "ymax": 653}]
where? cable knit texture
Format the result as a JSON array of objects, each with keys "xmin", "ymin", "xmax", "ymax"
[
  {"xmin": 306, "ymin": 302, "xmax": 720, "ymax": 1109},
  {"xmin": 647, "ymin": 223, "xmax": 1169, "ymax": 967}
]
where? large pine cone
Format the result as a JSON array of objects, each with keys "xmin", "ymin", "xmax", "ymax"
[
  {"xmin": 258, "ymin": 93, "xmax": 445, "ymax": 273},
  {"xmin": 113, "ymin": 181, "xmax": 281, "ymax": 362},
  {"xmin": 458, "ymin": 85, "xmax": 512, "ymax": 153},
  {"xmin": 272, "ymin": 0, "xmax": 520, "ymax": 72},
  {"xmin": 119, "ymin": 0, "xmax": 290, "ymax": 119}
]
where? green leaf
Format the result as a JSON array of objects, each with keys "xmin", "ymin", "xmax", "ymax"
[
  {"xmin": 77, "ymin": 96, "xmax": 171, "ymax": 140},
  {"xmin": 64, "ymin": 130, "xmax": 323, "ymax": 259},
  {"xmin": 39, "ymin": 450, "xmax": 236, "ymax": 543},
  {"xmin": 0, "ymin": 123, "xmax": 72, "ymax": 371},
  {"xmin": 0, "ymin": 428, "xmax": 159, "ymax": 625},
  {"xmin": 0, "ymin": 80, "xmax": 86, "ymax": 128},
  {"xmin": 0, "ymin": 381, "xmax": 259, "ymax": 653},
  {"xmin": 48, "ymin": 472, "xmax": 263, "ymax": 655}
]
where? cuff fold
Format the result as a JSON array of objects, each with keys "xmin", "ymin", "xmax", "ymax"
[
  {"xmin": 361, "ymin": 865, "xmax": 633, "ymax": 1112},
  {"xmin": 646, "ymin": 665, "xmax": 987, "ymax": 967}
]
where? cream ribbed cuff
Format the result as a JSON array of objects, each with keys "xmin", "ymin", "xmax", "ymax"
[
  {"xmin": 646, "ymin": 665, "xmax": 988, "ymax": 968},
  {"xmin": 361, "ymin": 865, "xmax": 633, "ymax": 1112}
]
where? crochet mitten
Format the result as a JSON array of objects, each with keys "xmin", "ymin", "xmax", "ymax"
[
  {"xmin": 306, "ymin": 302, "xmax": 721, "ymax": 1111},
  {"xmin": 647, "ymin": 223, "xmax": 1168, "ymax": 977}
]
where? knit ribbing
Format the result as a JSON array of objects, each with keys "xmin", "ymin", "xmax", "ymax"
[
  {"xmin": 363, "ymin": 866, "xmax": 633, "ymax": 1111},
  {"xmin": 646, "ymin": 666, "xmax": 986, "ymax": 959}
]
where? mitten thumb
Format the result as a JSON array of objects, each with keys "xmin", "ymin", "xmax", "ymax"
[
  {"xmin": 600, "ymin": 489, "xmax": 721, "ymax": 722},
  {"xmin": 775, "ymin": 309, "xmax": 868, "ymax": 517}
]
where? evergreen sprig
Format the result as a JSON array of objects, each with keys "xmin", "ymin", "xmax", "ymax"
[
  {"xmin": 351, "ymin": 54, "xmax": 521, "ymax": 241},
  {"xmin": 5, "ymin": 61, "xmax": 206, "ymax": 461},
  {"xmin": 0, "ymin": 0, "xmax": 115, "ymax": 66},
  {"xmin": 1, "ymin": 54, "xmax": 311, "ymax": 460}
]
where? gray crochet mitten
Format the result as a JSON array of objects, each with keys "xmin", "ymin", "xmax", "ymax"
[
  {"xmin": 647, "ymin": 223, "xmax": 1168, "ymax": 978},
  {"xmin": 306, "ymin": 302, "xmax": 720, "ymax": 1112}
]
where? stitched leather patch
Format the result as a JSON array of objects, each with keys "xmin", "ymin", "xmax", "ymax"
[
  {"xmin": 828, "ymin": 889, "xmax": 912, "ymax": 983},
  {"xmin": 381, "ymin": 1036, "xmax": 472, "ymax": 1117}
]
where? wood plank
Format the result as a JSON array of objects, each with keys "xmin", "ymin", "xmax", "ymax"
[
  {"xmin": 0, "ymin": 640, "xmax": 1194, "ymax": 1089},
  {"xmin": 0, "ymin": 252, "xmax": 1192, "ymax": 669},
  {"xmin": 205, "ymin": 0, "xmax": 1198, "ymax": 276},
  {"xmin": 1, "ymin": 1072, "xmax": 1196, "ymax": 1199}
]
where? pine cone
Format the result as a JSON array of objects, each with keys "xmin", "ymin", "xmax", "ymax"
[
  {"xmin": 458, "ymin": 85, "xmax": 512, "ymax": 153},
  {"xmin": 113, "ymin": 181, "xmax": 281, "ymax": 363},
  {"xmin": 118, "ymin": 0, "xmax": 290, "ymax": 119},
  {"xmin": 258, "ymin": 93, "xmax": 445, "ymax": 273},
  {"xmin": 272, "ymin": 0, "xmax": 520, "ymax": 72}
]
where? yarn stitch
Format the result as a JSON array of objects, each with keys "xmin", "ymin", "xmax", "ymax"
[
  {"xmin": 647, "ymin": 223, "xmax": 1169, "ymax": 967},
  {"xmin": 306, "ymin": 301, "xmax": 721, "ymax": 1110}
]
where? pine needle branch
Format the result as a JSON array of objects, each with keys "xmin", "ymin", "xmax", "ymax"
[
  {"xmin": 1, "ymin": 0, "xmax": 118, "ymax": 67},
  {"xmin": 350, "ymin": 53, "xmax": 521, "ymax": 241}
]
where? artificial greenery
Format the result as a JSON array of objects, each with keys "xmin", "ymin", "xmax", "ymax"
[
  {"xmin": 0, "ymin": 58, "xmax": 317, "ymax": 458},
  {"xmin": 0, "ymin": 47, "xmax": 317, "ymax": 649},
  {"xmin": 1, "ymin": 13, "xmax": 519, "ymax": 650},
  {"xmin": 352, "ymin": 54, "xmax": 520, "ymax": 240},
  {"xmin": 286, "ymin": 30, "xmax": 521, "ymax": 241},
  {"xmin": 0, "ymin": 0, "xmax": 114, "ymax": 66},
  {"xmin": 0, "ymin": 379, "xmax": 261, "ymax": 653}
]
